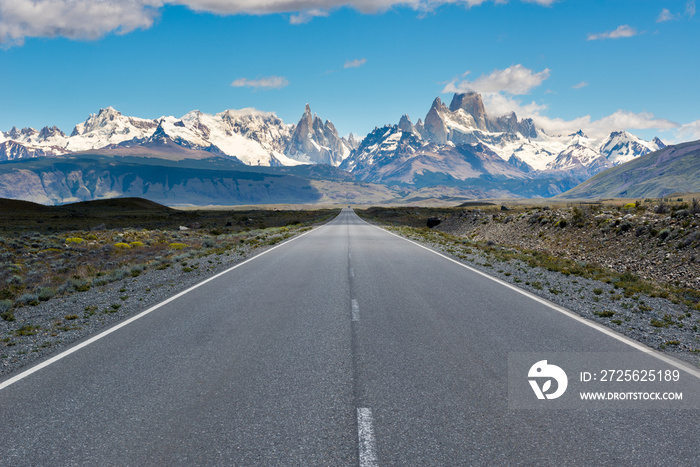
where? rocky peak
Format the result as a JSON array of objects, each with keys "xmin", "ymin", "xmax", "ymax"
[
  {"xmin": 652, "ymin": 137, "xmax": 666, "ymax": 149},
  {"xmin": 6, "ymin": 126, "xmax": 20, "ymax": 139},
  {"xmin": 286, "ymin": 103, "xmax": 350, "ymax": 166},
  {"xmin": 38, "ymin": 125, "xmax": 66, "ymax": 141},
  {"xmin": 398, "ymin": 114, "xmax": 415, "ymax": 133},
  {"xmin": 429, "ymin": 97, "xmax": 447, "ymax": 113},
  {"xmin": 347, "ymin": 133, "xmax": 360, "ymax": 149},
  {"xmin": 423, "ymin": 98, "xmax": 449, "ymax": 144},
  {"xmin": 449, "ymin": 92, "xmax": 488, "ymax": 131}
]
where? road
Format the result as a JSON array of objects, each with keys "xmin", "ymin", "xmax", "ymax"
[{"xmin": 1, "ymin": 208, "xmax": 699, "ymax": 465}]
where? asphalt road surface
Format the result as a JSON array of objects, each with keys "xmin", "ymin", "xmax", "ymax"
[{"xmin": 1, "ymin": 208, "xmax": 699, "ymax": 465}]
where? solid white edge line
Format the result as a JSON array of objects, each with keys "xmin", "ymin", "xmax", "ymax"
[
  {"xmin": 0, "ymin": 225, "xmax": 322, "ymax": 391},
  {"xmin": 363, "ymin": 220, "xmax": 700, "ymax": 380},
  {"xmin": 352, "ymin": 299, "xmax": 360, "ymax": 322},
  {"xmin": 357, "ymin": 407, "xmax": 379, "ymax": 467}
]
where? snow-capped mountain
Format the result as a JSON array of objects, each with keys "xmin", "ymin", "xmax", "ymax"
[
  {"xmin": 67, "ymin": 107, "xmax": 159, "ymax": 152},
  {"xmin": 134, "ymin": 109, "xmax": 299, "ymax": 166},
  {"xmin": 286, "ymin": 104, "xmax": 355, "ymax": 166},
  {"xmin": 599, "ymin": 131, "xmax": 665, "ymax": 165},
  {"xmin": 0, "ymin": 105, "xmax": 355, "ymax": 167},
  {"xmin": 340, "ymin": 92, "xmax": 665, "ymax": 186},
  {"xmin": 341, "ymin": 123, "xmax": 526, "ymax": 186},
  {"xmin": 0, "ymin": 94, "xmax": 665, "ymax": 193},
  {"xmin": 0, "ymin": 125, "xmax": 69, "ymax": 160}
]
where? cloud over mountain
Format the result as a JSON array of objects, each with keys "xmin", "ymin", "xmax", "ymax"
[
  {"xmin": 0, "ymin": 0, "xmax": 559, "ymax": 44},
  {"xmin": 443, "ymin": 65, "xmax": 550, "ymax": 96}
]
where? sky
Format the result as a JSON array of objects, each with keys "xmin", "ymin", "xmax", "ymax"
[{"xmin": 1, "ymin": 0, "xmax": 699, "ymax": 143}]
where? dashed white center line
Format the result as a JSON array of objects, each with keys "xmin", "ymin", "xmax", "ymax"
[
  {"xmin": 352, "ymin": 299, "xmax": 360, "ymax": 321},
  {"xmin": 357, "ymin": 408, "xmax": 378, "ymax": 467},
  {"xmin": 350, "ymin": 268, "xmax": 355, "ymax": 277}
]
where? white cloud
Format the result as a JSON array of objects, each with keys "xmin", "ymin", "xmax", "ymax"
[
  {"xmin": 0, "ymin": 0, "xmax": 559, "ymax": 45},
  {"xmin": 587, "ymin": 24, "xmax": 638, "ymax": 41},
  {"xmin": 656, "ymin": 1, "xmax": 694, "ymax": 23},
  {"xmin": 676, "ymin": 119, "xmax": 700, "ymax": 142},
  {"xmin": 572, "ymin": 81, "xmax": 588, "ymax": 89},
  {"xmin": 230, "ymin": 76, "xmax": 289, "ymax": 89},
  {"xmin": 289, "ymin": 8, "xmax": 329, "ymax": 24},
  {"xmin": 657, "ymin": 8, "xmax": 677, "ymax": 22},
  {"xmin": 686, "ymin": 0, "xmax": 696, "ymax": 17},
  {"xmin": 472, "ymin": 91, "xmax": 679, "ymax": 139},
  {"xmin": 443, "ymin": 64, "xmax": 550, "ymax": 95},
  {"xmin": 344, "ymin": 58, "xmax": 367, "ymax": 68},
  {"xmin": 0, "ymin": 0, "xmax": 163, "ymax": 46}
]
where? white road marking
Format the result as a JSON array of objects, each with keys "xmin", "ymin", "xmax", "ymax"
[
  {"xmin": 366, "ymin": 222, "xmax": 700, "ymax": 380},
  {"xmin": 350, "ymin": 268, "xmax": 355, "ymax": 278},
  {"xmin": 357, "ymin": 408, "xmax": 379, "ymax": 467},
  {"xmin": 0, "ymin": 226, "xmax": 321, "ymax": 391},
  {"xmin": 352, "ymin": 299, "xmax": 360, "ymax": 322}
]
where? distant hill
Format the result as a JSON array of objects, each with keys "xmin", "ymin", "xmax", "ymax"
[
  {"xmin": 0, "ymin": 198, "xmax": 53, "ymax": 212},
  {"xmin": 0, "ymin": 152, "xmax": 401, "ymax": 206},
  {"xmin": 0, "ymin": 154, "xmax": 326, "ymax": 206},
  {"xmin": 62, "ymin": 197, "xmax": 172, "ymax": 212},
  {"xmin": 557, "ymin": 140, "xmax": 700, "ymax": 199}
]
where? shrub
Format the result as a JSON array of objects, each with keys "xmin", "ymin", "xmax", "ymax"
[
  {"xmin": 571, "ymin": 207, "xmax": 587, "ymax": 226},
  {"xmin": 37, "ymin": 287, "xmax": 55, "ymax": 301},
  {"xmin": 650, "ymin": 319, "xmax": 667, "ymax": 328},
  {"xmin": 64, "ymin": 314, "xmax": 79, "ymax": 320},
  {"xmin": 129, "ymin": 241, "xmax": 144, "ymax": 248},
  {"xmin": 16, "ymin": 293, "xmax": 39, "ymax": 306},
  {"xmin": 594, "ymin": 310, "xmax": 615, "ymax": 318},
  {"xmin": 593, "ymin": 288, "xmax": 603, "ymax": 295},
  {"xmin": 654, "ymin": 203, "xmax": 668, "ymax": 214},
  {"xmin": 85, "ymin": 234, "xmax": 98, "ymax": 241},
  {"xmin": 129, "ymin": 265, "xmax": 145, "ymax": 277},
  {"xmin": 104, "ymin": 268, "xmax": 128, "ymax": 283},
  {"xmin": 65, "ymin": 237, "xmax": 84, "ymax": 244},
  {"xmin": 168, "ymin": 243, "xmax": 186, "ymax": 250},
  {"xmin": 0, "ymin": 288, "xmax": 14, "ymax": 300},
  {"xmin": 623, "ymin": 203, "xmax": 636, "ymax": 210},
  {"xmin": 6, "ymin": 275, "xmax": 23, "ymax": 286},
  {"xmin": 60, "ymin": 278, "xmax": 91, "ymax": 293},
  {"xmin": 658, "ymin": 229, "xmax": 670, "ymax": 241},
  {"xmin": 0, "ymin": 299, "xmax": 12, "ymax": 313},
  {"xmin": 14, "ymin": 324, "xmax": 40, "ymax": 336},
  {"xmin": 0, "ymin": 299, "xmax": 14, "ymax": 321},
  {"xmin": 114, "ymin": 243, "xmax": 131, "ymax": 249}
]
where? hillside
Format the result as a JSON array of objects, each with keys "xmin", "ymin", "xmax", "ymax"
[
  {"xmin": 559, "ymin": 140, "xmax": 700, "ymax": 199},
  {"xmin": 0, "ymin": 154, "xmax": 325, "ymax": 206}
]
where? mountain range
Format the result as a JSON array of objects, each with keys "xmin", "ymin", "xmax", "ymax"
[
  {"xmin": 340, "ymin": 93, "xmax": 665, "ymax": 189},
  {"xmin": 0, "ymin": 93, "xmax": 674, "ymax": 204},
  {"xmin": 558, "ymin": 140, "xmax": 700, "ymax": 199},
  {"xmin": 0, "ymin": 104, "xmax": 357, "ymax": 168}
]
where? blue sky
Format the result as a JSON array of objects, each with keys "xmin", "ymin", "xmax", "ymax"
[{"xmin": 1, "ymin": 0, "xmax": 699, "ymax": 142}]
